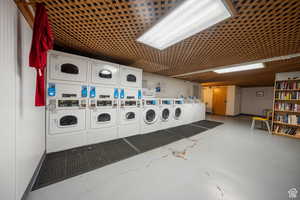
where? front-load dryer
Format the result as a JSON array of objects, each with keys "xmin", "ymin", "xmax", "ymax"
[
  {"xmin": 87, "ymin": 85, "xmax": 119, "ymax": 145},
  {"xmin": 118, "ymin": 87, "xmax": 142, "ymax": 138},
  {"xmin": 141, "ymin": 98, "xmax": 160, "ymax": 134},
  {"xmin": 46, "ymin": 83, "xmax": 88, "ymax": 153},
  {"xmin": 48, "ymin": 50, "xmax": 88, "ymax": 83},
  {"xmin": 173, "ymin": 98, "xmax": 185, "ymax": 127},
  {"xmin": 159, "ymin": 98, "xmax": 174, "ymax": 130},
  {"xmin": 90, "ymin": 59, "xmax": 119, "ymax": 86},
  {"xmin": 119, "ymin": 65, "xmax": 142, "ymax": 88}
]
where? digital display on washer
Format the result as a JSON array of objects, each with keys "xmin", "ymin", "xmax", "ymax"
[
  {"xmin": 62, "ymin": 93, "xmax": 77, "ymax": 98},
  {"xmin": 125, "ymin": 101, "xmax": 137, "ymax": 106},
  {"xmin": 58, "ymin": 100, "xmax": 79, "ymax": 107},
  {"xmin": 146, "ymin": 100, "xmax": 156, "ymax": 105},
  {"xmin": 97, "ymin": 100, "xmax": 112, "ymax": 107},
  {"xmin": 162, "ymin": 100, "xmax": 171, "ymax": 105}
]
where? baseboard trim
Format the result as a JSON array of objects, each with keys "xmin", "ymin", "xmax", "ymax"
[
  {"xmin": 239, "ymin": 113, "xmax": 265, "ymax": 118},
  {"xmin": 21, "ymin": 151, "xmax": 46, "ymax": 200}
]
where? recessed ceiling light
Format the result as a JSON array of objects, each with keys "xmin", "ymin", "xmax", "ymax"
[
  {"xmin": 137, "ymin": 0, "xmax": 232, "ymax": 50},
  {"xmin": 213, "ymin": 63, "xmax": 265, "ymax": 74}
]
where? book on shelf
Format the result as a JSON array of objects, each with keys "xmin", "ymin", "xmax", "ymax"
[
  {"xmin": 274, "ymin": 102, "xmax": 300, "ymax": 112},
  {"xmin": 273, "ymin": 125, "xmax": 300, "ymax": 136},
  {"xmin": 276, "ymin": 81, "xmax": 300, "ymax": 90},
  {"xmin": 275, "ymin": 91, "xmax": 300, "ymax": 100},
  {"xmin": 274, "ymin": 113, "xmax": 300, "ymax": 125}
]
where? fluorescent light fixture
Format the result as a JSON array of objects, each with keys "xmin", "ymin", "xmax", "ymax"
[
  {"xmin": 213, "ymin": 63, "xmax": 265, "ymax": 74},
  {"xmin": 137, "ymin": 0, "xmax": 232, "ymax": 50}
]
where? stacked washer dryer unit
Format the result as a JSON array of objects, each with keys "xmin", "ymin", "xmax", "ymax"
[
  {"xmin": 141, "ymin": 97, "xmax": 161, "ymax": 134},
  {"xmin": 118, "ymin": 65, "xmax": 143, "ymax": 138},
  {"xmin": 159, "ymin": 98, "xmax": 174, "ymax": 129},
  {"xmin": 173, "ymin": 98, "xmax": 185, "ymax": 127},
  {"xmin": 46, "ymin": 51, "xmax": 89, "ymax": 153},
  {"xmin": 87, "ymin": 59, "xmax": 120, "ymax": 145}
]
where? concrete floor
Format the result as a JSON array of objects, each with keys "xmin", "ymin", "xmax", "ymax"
[{"xmin": 27, "ymin": 115, "xmax": 300, "ymax": 200}]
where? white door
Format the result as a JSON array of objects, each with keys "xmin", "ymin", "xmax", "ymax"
[
  {"xmin": 120, "ymin": 65, "xmax": 142, "ymax": 88},
  {"xmin": 90, "ymin": 109, "xmax": 117, "ymax": 129},
  {"xmin": 49, "ymin": 109, "xmax": 86, "ymax": 135},
  {"xmin": 91, "ymin": 61, "xmax": 119, "ymax": 85},
  {"xmin": 119, "ymin": 107, "xmax": 141, "ymax": 125},
  {"xmin": 49, "ymin": 54, "xmax": 88, "ymax": 83}
]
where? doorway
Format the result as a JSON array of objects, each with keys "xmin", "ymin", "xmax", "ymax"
[{"xmin": 212, "ymin": 87, "xmax": 227, "ymax": 115}]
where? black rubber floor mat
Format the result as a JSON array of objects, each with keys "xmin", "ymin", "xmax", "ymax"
[
  {"xmin": 32, "ymin": 139, "xmax": 138, "ymax": 190},
  {"xmin": 192, "ymin": 120, "xmax": 223, "ymax": 129},
  {"xmin": 126, "ymin": 130, "xmax": 185, "ymax": 152},
  {"xmin": 166, "ymin": 125, "xmax": 207, "ymax": 138}
]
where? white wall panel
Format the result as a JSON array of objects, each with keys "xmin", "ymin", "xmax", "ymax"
[
  {"xmin": 15, "ymin": 15, "xmax": 46, "ymax": 200},
  {"xmin": 0, "ymin": 1, "xmax": 46, "ymax": 200},
  {"xmin": 0, "ymin": 1, "xmax": 17, "ymax": 199},
  {"xmin": 241, "ymin": 87, "xmax": 273, "ymax": 116},
  {"xmin": 143, "ymin": 72, "xmax": 200, "ymax": 98}
]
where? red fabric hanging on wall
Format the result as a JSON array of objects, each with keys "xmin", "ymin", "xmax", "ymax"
[{"xmin": 29, "ymin": 3, "xmax": 53, "ymax": 106}]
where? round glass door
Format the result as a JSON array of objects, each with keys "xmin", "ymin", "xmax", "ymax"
[
  {"xmin": 97, "ymin": 113, "xmax": 111, "ymax": 122},
  {"xmin": 162, "ymin": 108, "xmax": 170, "ymax": 121},
  {"xmin": 175, "ymin": 108, "xmax": 182, "ymax": 119},
  {"xmin": 145, "ymin": 109, "xmax": 156, "ymax": 123},
  {"xmin": 59, "ymin": 115, "xmax": 78, "ymax": 126},
  {"xmin": 126, "ymin": 112, "xmax": 135, "ymax": 120}
]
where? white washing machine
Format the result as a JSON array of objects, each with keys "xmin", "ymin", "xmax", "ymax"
[
  {"xmin": 46, "ymin": 83, "xmax": 88, "ymax": 153},
  {"xmin": 90, "ymin": 59, "xmax": 119, "ymax": 86},
  {"xmin": 119, "ymin": 65, "xmax": 143, "ymax": 88},
  {"xmin": 48, "ymin": 50, "xmax": 88, "ymax": 83},
  {"xmin": 192, "ymin": 100, "xmax": 206, "ymax": 122},
  {"xmin": 141, "ymin": 98, "xmax": 160, "ymax": 134},
  {"xmin": 159, "ymin": 98, "xmax": 174, "ymax": 130},
  {"xmin": 118, "ymin": 87, "xmax": 142, "ymax": 138},
  {"xmin": 87, "ymin": 85, "xmax": 119, "ymax": 145},
  {"xmin": 173, "ymin": 98, "xmax": 185, "ymax": 127},
  {"xmin": 183, "ymin": 98, "xmax": 194, "ymax": 124}
]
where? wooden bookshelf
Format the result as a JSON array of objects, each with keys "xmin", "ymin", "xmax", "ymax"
[
  {"xmin": 272, "ymin": 132, "xmax": 300, "ymax": 139},
  {"xmin": 273, "ymin": 121, "xmax": 300, "ymax": 127},
  {"xmin": 272, "ymin": 73, "xmax": 300, "ymax": 139}
]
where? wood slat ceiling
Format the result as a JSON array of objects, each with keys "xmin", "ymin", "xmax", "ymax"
[{"xmin": 17, "ymin": 0, "xmax": 300, "ymax": 86}]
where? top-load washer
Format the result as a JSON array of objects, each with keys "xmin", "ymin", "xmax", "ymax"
[
  {"xmin": 90, "ymin": 59, "xmax": 119, "ymax": 86},
  {"xmin": 118, "ymin": 87, "xmax": 142, "ymax": 138},
  {"xmin": 159, "ymin": 98, "xmax": 174, "ymax": 130},
  {"xmin": 183, "ymin": 97, "xmax": 194, "ymax": 124},
  {"xmin": 119, "ymin": 65, "xmax": 142, "ymax": 88},
  {"xmin": 46, "ymin": 83, "xmax": 88, "ymax": 153},
  {"xmin": 87, "ymin": 85, "xmax": 119, "ymax": 145},
  {"xmin": 173, "ymin": 98, "xmax": 185, "ymax": 127},
  {"xmin": 141, "ymin": 98, "xmax": 160, "ymax": 134},
  {"xmin": 192, "ymin": 99, "xmax": 206, "ymax": 122},
  {"xmin": 48, "ymin": 50, "xmax": 88, "ymax": 83}
]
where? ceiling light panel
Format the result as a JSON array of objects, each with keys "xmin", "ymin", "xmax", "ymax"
[
  {"xmin": 213, "ymin": 63, "xmax": 265, "ymax": 74},
  {"xmin": 137, "ymin": 0, "xmax": 232, "ymax": 50}
]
